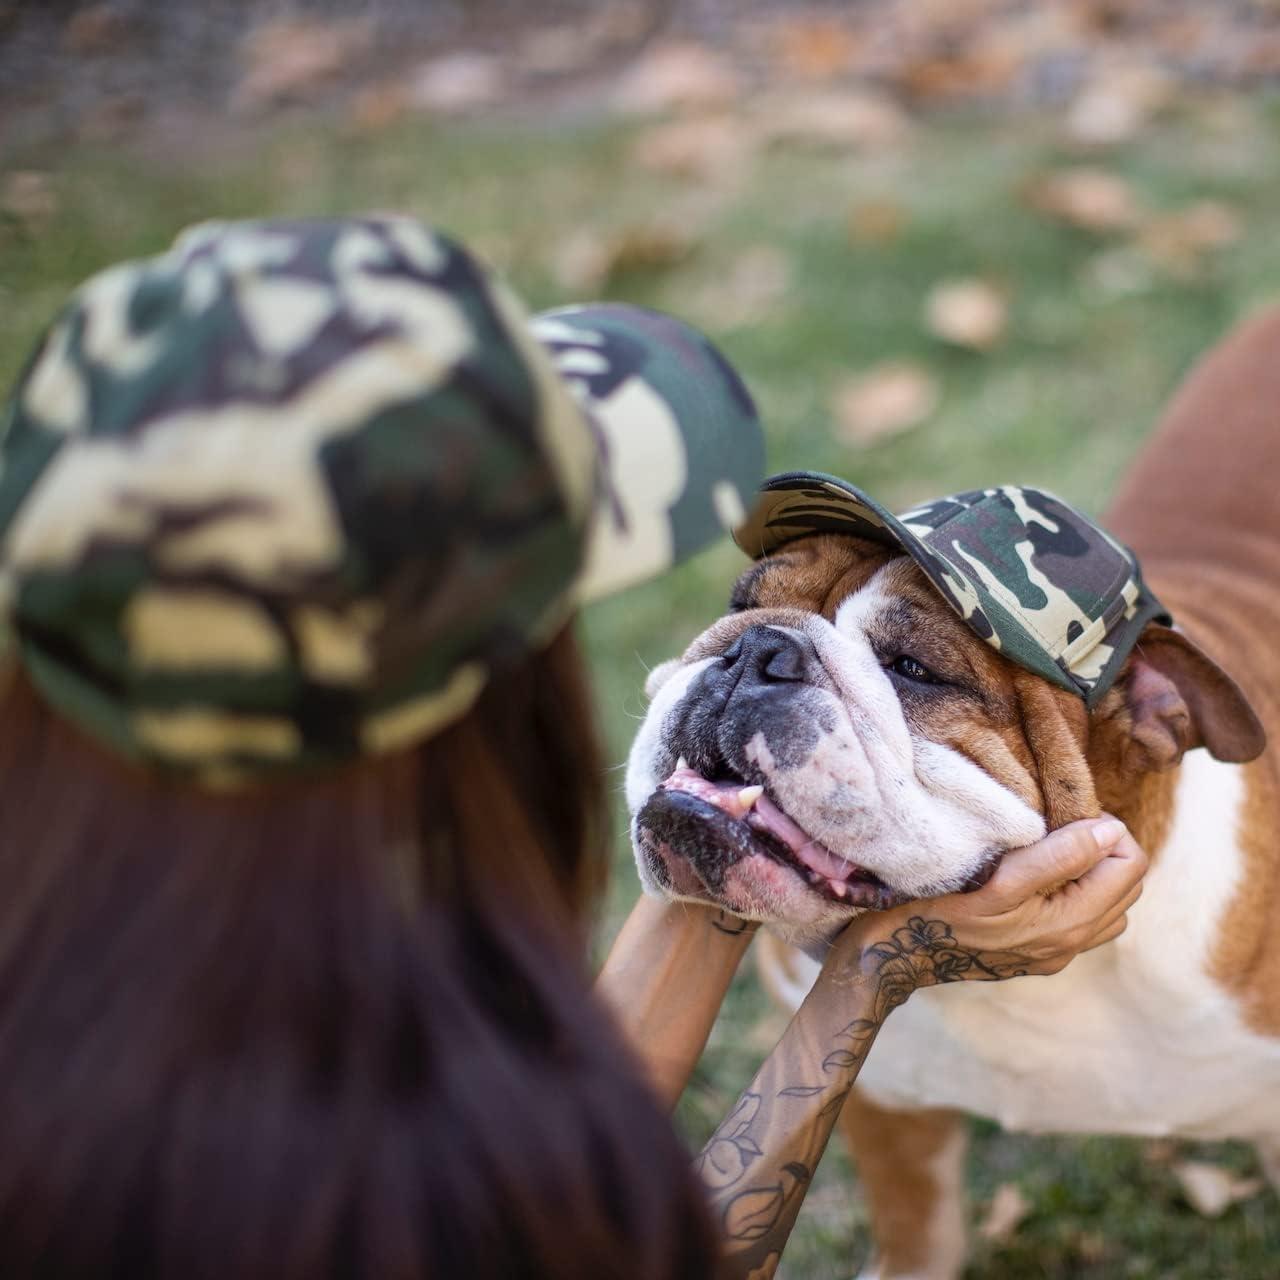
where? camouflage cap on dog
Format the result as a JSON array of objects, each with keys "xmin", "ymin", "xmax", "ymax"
[
  {"xmin": 735, "ymin": 472, "xmax": 1170, "ymax": 707},
  {"xmin": 0, "ymin": 215, "xmax": 763, "ymax": 783}
]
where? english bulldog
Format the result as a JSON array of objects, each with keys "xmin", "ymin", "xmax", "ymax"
[{"xmin": 625, "ymin": 305, "xmax": 1280, "ymax": 1278}]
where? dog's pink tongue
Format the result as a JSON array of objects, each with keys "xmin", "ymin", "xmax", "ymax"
[
  {"xmin": 747, "ymin": 794, "xmax": 856, "ymax": 881},
  {"xmin": 660, "ymin": 766, "xmax": 859, "ymax": 881}
]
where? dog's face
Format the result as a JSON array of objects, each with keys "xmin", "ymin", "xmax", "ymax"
[
  {"xmin": 637, "ymin": 527, "xmax": 1270, "ymax": 947},
  {"xmin": 627, "ymin": 534, "xmax": 1081, "ymax": 943}
]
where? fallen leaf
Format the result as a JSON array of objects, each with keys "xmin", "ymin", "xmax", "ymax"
[
  {"xmin": 347, "ymin": 82, "xmax": 410, "ymax": 135},
  {"xmin": 408, "ymin": 52, "xmax": 504, "ymax": 114},
  {"xmin": 631, "ymin": 116, "xmax": 754, "ymax": 183},
  {"xmin": 896, "ymin": 45, "xmax": 1021, "ymax": 102},
  {"xmin": 1073, "ymin": 1230, "xmax": 1110, "ymax": 1264},
  {"xmin": 772, "ymin": 17, "xmax": 859, "ymax": 81},
  {"xmin": 1174, "ymin": 200, "xmax": 1245, "ymax": 249},
  {"xmin": 601, "ymin": 225, "xmax": 696, "ymax": 278},
  {"xmin": 1137, "ymin": 199, "xmax": 1243, "ymax": 276},
  {"xmin": 977, "ymin": 1182, "xmax": 1032, "ymax": 1242},
  {"xmin": 521, "ymin": 1, "xmax": 653, "ymax": 73},
  {"xmin": 235, "ymin": 18, "xmax": 371, "ymax": 111},
  {"xmin": 552, "ymin": 224, "xmax": 696, "ymax": 293},
  {"xmin": 1, "ymin": 171, "xmax": 58, "ymax": 231},
  {"xmin": 833, "ymin": 362, "xmax": 939, "ymax": 447},
  {"xmin": 612, "ymin": 42, "xmax": 741, "ymax": 116},
  {"xmin": 1025, "ymin": 167, "xmax": 1143, "ymax": 233},
  {"xmin": 1064, "ymin": 87, "xmax": 1146, "ymax": 148},
  {"xmin": 1172, "ymin": 1160, "xmax": 1263, "ymax": 1218},
  {"xmin": 924, "ymin": 278, "xmax": 1008, "ymax": 350},
  {"xmin": 891, "ymin": 1, "xmax": 1027, "ymax": 103},
  {"xmin": 848, "ymin": 200, "xmax": 907, "ymax": 246},
  {"xmin": 907, "ymin": 0, "xmax": 1015, "ymax": 46},
  {"xmin": 552, "ymin": 231, "xmax": 611, "ymax": 294},
  {"xmin": 1063, "ymin": 64, "xmax": 1175, "ymax": 146},
  {"xmin": 755, "ymin": 90, "xmax": 910, "ymax": 150}
]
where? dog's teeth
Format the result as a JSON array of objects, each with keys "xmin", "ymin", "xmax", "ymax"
[
  {"xmin": 676, "ymin": 756, "xmax": 689, "ymax": 771},
  {"xmin": 738, "ymin": 785, "xmax": 764, "ymax": 808},
  {"xmin": 830, "ymin": 881, "xmax": 847, "ymax": 899}
]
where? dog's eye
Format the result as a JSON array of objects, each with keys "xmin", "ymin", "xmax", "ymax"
[{"xmin": 890, "ymin": 655, "xmax": 940, "ymax": 684}]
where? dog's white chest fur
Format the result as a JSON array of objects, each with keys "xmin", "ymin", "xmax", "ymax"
[{"xmin": 780, "ymin": 753, "xmax": 1280, "ymax": 1139}]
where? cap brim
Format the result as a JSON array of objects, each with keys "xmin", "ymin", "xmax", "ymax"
[
  {"xmin": 530, "ymin": 304, "xmax": 765, "ymax": 603},
  {"xmin": 732, "ymin": 469, "xmax": 1015, "ymax": 676},
  {"xmin": 733, "ymin": 471, "xmax": 921, "ymax": 561}
]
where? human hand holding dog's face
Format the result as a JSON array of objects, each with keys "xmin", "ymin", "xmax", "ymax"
[
  {"xmin": 697, "ymin": 818, "xmax": 1146, "ymax": 1279},
  {"xmin": 819, "ymin": 815, "xmax": 1148, "ymax": 1010}
]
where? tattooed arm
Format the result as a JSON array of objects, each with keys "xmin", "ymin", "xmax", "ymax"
[
  {"xmin": 597, "ymin": 897, "xmax": 758, "ymax": 1110},
  {"xmin": 700, "ymin": 815, "xmax": 1148, "ymax": 1279}
]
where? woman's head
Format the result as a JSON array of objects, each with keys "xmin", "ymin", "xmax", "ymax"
[
  {"xmin": 0, "ymin": 215, "xmax": 762, "ymax": 785},
  {"xmin": 0, "ymin": 216, "xmax": 764, "ymax": 1277}
]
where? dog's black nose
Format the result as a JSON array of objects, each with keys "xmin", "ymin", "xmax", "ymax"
[{"xmin": 722, "ymin": 624, "xmax": 813, "ymax": 685}]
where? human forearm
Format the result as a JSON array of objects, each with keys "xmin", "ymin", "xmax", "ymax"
[
  {"xmin": 697, "ymin": 908, "xmax": 1050, "ymax": 1278},
  {"xmin": 597, "ymin": 897, "xmax": 757, "ymax": 1110},
  {"xmin": 693, "ymin": 942, "xmax": 886, "ymax": 1279},
  {"xmin": 690, "ymin": 817, "xmax": 1145, "ymax": 1276}
]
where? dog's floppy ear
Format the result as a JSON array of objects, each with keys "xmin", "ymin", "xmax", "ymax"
[{"xmin": 1118, "ymin": 624, "xmax": 1265, "ymax": 770}]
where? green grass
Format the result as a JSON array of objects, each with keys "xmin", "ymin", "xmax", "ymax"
[{"xmin": 4, "ymin": 98, "xmax": 1280, "ymax": 1276}]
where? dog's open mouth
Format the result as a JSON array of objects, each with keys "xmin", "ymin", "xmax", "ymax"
[{"xmin": 637, "ymin": 763, "xmax": 912, "ymax": 910}]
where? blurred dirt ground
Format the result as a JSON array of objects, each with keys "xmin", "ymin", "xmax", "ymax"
[{"xmin": 7, "ymin": 0, "xmax": 1280, "ymax": 154}]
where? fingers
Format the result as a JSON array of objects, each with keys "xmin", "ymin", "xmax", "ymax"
[
  {"xmin": 979, "ymin": 815, "xmax": 1131, "ymax": 911},
  {"xmin": 1056, "ymin": 825, "xmax": 1148, "ymax": 917},
  {"xmin": 1039, "ymin": 827, "xmax": 1147, "ymax": 954},
  {"xmin": 1074, "ymin": 876, "xmax": 1141, "ymax": 945},
  {"xmin": 1101, "ymin": 877, "xmax": 1144, "ymax": 929},
  {"xmin": 849, "ymin": 818, "xmax": 1150, "ymax": 989},
  {"xmin": 1080, "ymin": 912, "xmax": 1130, "ymax": 952}
]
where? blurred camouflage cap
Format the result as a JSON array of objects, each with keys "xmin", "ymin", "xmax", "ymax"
[
  {"xmin": 735, "ymin": 472, "xmax": 1170, "ymax": 706},
  {"xmin": 0, "ymin": 215, "xmax": 764, "ymax": 783}
]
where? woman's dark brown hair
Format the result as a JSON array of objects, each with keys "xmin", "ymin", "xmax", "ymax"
[{"xmin": 0, "ymin": 628, "xmax": 720, "ymax": 1278}]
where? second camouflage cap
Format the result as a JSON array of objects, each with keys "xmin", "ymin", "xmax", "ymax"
[
  {"xmin": 734, "ymin": 472, "xmax": 1170, "ymax": 706},
  {"xmin": 0, "ymin": 215, "xmax": 764, "ymax": 783}
]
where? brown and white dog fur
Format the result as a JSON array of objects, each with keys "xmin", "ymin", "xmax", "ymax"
[{"xmin": 625, "ymin": 306, "xmax": 1280, "ymax": 1278}]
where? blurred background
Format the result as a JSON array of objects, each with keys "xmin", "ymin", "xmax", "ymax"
[{"xmin": 3, "ymin": 2, "xmax": 1279, "ymax": 1275}]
